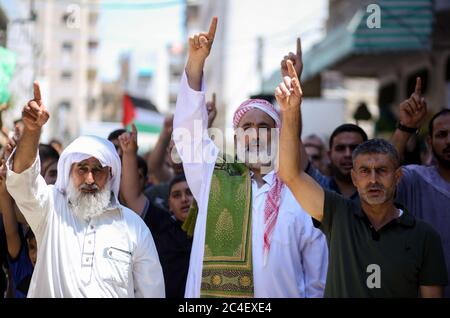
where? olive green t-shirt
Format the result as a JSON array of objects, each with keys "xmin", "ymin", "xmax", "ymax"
[{"xmin": 315, "ymin": 190, "xmax": 448, "ymax": 298}]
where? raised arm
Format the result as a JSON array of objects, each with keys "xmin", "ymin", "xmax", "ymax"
[
  {"xmin": 119, "ymin": 124, "xmax": 148, "ymax": 217},
  {"xmin": 391, "ymin": 77, "xmax": 427, "ymax": 163},
  {"xmin": 6, "ymin": 82, "xmax": 52, "ymax": 234},
  {"xmin": 173, "ymin": 17, "xmax": 219, "ymax": 203},
  {"xmin": 12, "ymin": 83, "xmax": 49, "ymax": 173},
  {"xmin": 3, "ymin": 134, "xmax": 29, "ymax": 225},
  {"xmin": 276, "ymin": 61, "xmax": 325, "ymax": 222},
  {"xmin": 280, "ymin": 38, "xmax": 309, "ymax": 171},
  {"xmin": 146, "ymin": 115, "xmax": 174, "ymax": 184},
  {"xmin": 0, "ymin": 159, "xmax": 21, "ymax": 259},
  {"xmin": 185, "ymin": 16, "xmax": 217, "ymax": 90}
]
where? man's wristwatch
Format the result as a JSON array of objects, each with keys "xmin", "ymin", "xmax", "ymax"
[{"xmin": 396, "ymin": 122, "xmax": 419, "ymax": 134}]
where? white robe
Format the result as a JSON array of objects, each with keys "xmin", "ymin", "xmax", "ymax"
[
  {"xmin": 173, "ymin": 72, "xmax": 328, "ymax": 298},
  {"xmin": 6, "ymin": 136, "xmax": 165, "ymax": 298}
]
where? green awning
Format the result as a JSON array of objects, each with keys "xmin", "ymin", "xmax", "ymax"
[
  {"xmin": 0, "ymin": 46, "xmax": 16, "ymax": 104},
  {"xmin": 263, "ymin": 0, "xmax": 433, "ymax": 92}
]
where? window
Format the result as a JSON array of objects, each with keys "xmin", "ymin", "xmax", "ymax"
[
  {"xmin": 61, "ymin": 71, "xmax": 72, "ymax": 80},
  {"xmin": 59, "ymin": 101, "xmax": 71, "ymax": 109},
  {"xmin": 88, "ymin": 97, "xmax": 97, "ymax": 110},
  {"xmin": 89, "ymin": 12, "xmax": 98, "ymax": 25},
  {"xmin": 88, "ymin": 40, "xmax": 99, "ymax": 54},
  {"xmin": 88, "ymin": 40, "xmax": 98, "ymax": 50},
  {"xmin": 62, "ymin": 42, "xmax": 73, "ymax": 52},
  {"xmin": 87, "ymin": 69, "xmax": 97, "ymax": 81},
  {"xmin": 57, "ymin": 101, "xmax": 71, "ymax": 141}
]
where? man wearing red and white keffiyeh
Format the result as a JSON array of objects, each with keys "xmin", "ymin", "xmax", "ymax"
[
  {"xmin": 174, "ymin": 17, "xmax": 328, "ymax": 298},
  {"xmin": 232, "ymin": 98, "xmax": 284, "ymax": 265}
]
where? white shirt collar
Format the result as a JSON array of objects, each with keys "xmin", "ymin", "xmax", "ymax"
[{"xmin": 250, "ymin": 169, "xmax": 276, "ymax": 186}]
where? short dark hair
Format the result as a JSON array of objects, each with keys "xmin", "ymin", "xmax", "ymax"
[
  {"xmin": 38, "ymin": 143, "xmax": 60, "ymax": 164},
  {"xmin": 137, "ymin": 155, "xmax": 148, "ymax": 179},
  {"xmin": 428, "ymin": 109, "xmax": 450, "ymax": 137},
  {"xmin": 169, "ymin": 174, "xmax": 187, "ymax": 194},
  {"xmin": 352, "ymin": 138, "xmax": 400, "ymax": 168},
  {"xmin": 107, "ymin": 129, "xmax": 127, "ymax": 141},
  {"xmin": 329, "ymin": 124, "xmax": 368, "ymax": 149}
]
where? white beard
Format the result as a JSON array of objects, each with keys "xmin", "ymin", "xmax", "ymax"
[{"xmin": 67, "ymin": 180, "xmax": 112, "ymax": 221}]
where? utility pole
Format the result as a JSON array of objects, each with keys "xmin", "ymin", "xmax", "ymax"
[{"xmin": 256, "ymin": 36, "xmax": 264, "ymax": 90}]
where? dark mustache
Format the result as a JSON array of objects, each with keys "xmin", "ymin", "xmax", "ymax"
[
  {"xmin": 366, "ymin": 184, "xmax": 384, "ymax": 191},
  {"xmin": 80, "ymin": 184, "xmax": 99, "ymax": 191}
]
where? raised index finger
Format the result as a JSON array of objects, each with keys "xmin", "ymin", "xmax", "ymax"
[
  {"xmin": 415, "ymin": 77, "xmax": 422, "ymax": 95},
  {"xmin": 296, "ymin": 37, "xmax": 302, "ymax": 57},
  {"xmin": 33, "ymin": 81, "xmax": 41, "ymax": 102},
  {"xmin": 131, "ymin": 123, "xmax": 138, "ymax": 138},
  {"xmin": 287, "ymin": 60, "xmax": 298, "ymax": 79},
  {"xmin": 207, "ymin": 16, "xmax": 218, "ymax": 41}
]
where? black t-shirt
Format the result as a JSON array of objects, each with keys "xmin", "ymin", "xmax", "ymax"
[
  {"xmin": 315, "ymin": 190, "xmax": 448, "ymax": 298},
  {"xmin": 144, "ymin": 201, "xmax": 192, "ymax": 298}
]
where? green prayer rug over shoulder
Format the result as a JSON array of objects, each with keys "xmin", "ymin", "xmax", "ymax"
[{"xmin": 200, "ymin": 161, "xmax": 254, "ymax": 298}]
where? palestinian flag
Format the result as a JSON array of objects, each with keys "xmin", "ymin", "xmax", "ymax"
[{"xmin": 122, "ymin": 93, "xmax": 164, "ymax": 133}]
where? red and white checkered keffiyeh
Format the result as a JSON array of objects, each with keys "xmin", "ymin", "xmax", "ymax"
[
  {"xmin": 233, "ymin": 99, "xmax": 284, "ymax": 265},
  {"xmin": 232, "ymin": 99, "xmax": 281, "ymax": 129}
]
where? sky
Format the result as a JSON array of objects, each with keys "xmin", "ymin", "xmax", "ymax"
[{"xmin": 98, "ymin": 0, "xmax": 184, "ymax": 81}]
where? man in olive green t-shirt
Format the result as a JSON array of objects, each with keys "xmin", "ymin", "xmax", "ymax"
[
  {"xmin": 318, "ymin": 188, "xmax": 447, "ymax": 297},
  {"xmin": 276, "ymin": 62, "xmax": 448, "ymax": 297}
]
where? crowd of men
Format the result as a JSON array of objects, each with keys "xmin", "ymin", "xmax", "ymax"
[{"xmin": 0, "ymin": 17, "xmax": 449, "ymax": 298}]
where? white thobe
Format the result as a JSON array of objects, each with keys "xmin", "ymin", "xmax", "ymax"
[
  {"xmin": 6, "ymin": 155, "xmax": 165, "ymax": 298},
  {"xmin": 173, "ymin": 71, "xmax": 328, "ymax": 298}
]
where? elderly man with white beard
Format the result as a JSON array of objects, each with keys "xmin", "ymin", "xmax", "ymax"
[{"xmin": 5, "ymin": 82, "xmax": 165, "ymax": 298}]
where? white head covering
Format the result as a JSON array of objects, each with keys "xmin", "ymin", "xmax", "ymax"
[{"xmin": 55, "ymin": 135, "xmax": 121, "ymax": 200}]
